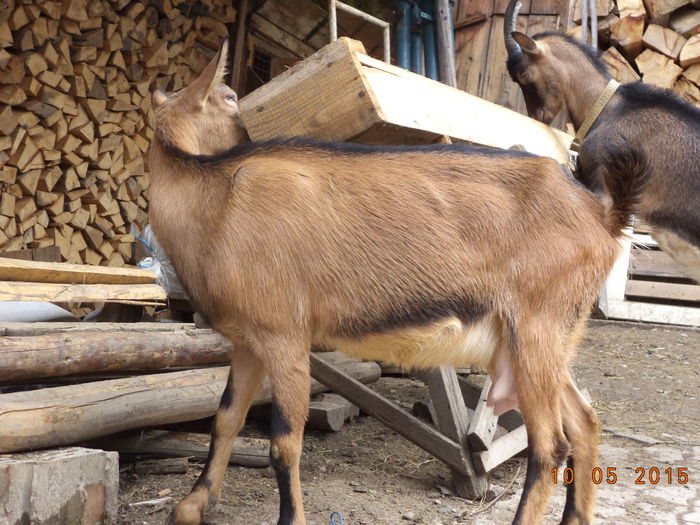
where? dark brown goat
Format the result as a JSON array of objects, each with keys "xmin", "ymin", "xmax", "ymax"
[
  {"xmin": 149, "ymin": 39, "xmax": 628, "ymax": 525},
  {"xmin": 504, "ymin": 0, "xmax": 700, "ymax": 283}
]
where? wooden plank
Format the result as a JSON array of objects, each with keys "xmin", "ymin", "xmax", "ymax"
[
  {"xmin": 255, "ymin": 0, "xmax": 326, "ymax": 41},
  {"xmin": 0, "ymin": 257, "xmax": 155, "ymax": 284},
  {"xmin": 309, "ymin": 353, "xmax": 474, "ymax": 477},
  {"xmin": 0, "ymin": 281, "xmax": 166, "ymax": 304},
  {"xmin": 357, "ymin": 53, "xmax": 573, "ymax": 162},
  {"xmin": 454, "ymin": 21, "xmax": 492, "ymax": 96},
  {"xmin": 480, "ymin": 14, "xmax": 528, "ymax": 113},
  {"xmin": 250, "ymin": 13, "xmax": 315, "ymax": 58},
  {"xmin": 626, "ymin": 280, "xmax": 700, "ymax": 302},
  {"xmin": 606, "ymin": 299, "xmax": 700, "ymax": 326},
  {"xmin": 629, "ymin": 249, "xmax": 694, "ymax": 281},
  {"xmin": 0, "ymin": 352, "xmax": 380, "ymax": 453},
  {"xmin": 530, "ymin": 0, "xmax": 567, "ymax": 14}
]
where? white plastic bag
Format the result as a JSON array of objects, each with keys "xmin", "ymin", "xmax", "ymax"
[{"xmin": 134, "ymin": 225, "xmax": 187, "ymax": 297}]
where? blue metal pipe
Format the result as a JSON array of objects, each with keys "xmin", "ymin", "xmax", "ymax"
[
  {"xmin": 395, "ymin": 1, "xmax": 411, "ymax": 70},
  {"xmin": 410, "ymin": 2, "xmax": 424, "ymax": 75},
  {"xmin": 420, "ymin": 0, "xmax": 438, "ymax": 80}
]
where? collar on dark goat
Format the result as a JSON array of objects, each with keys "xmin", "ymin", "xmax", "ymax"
[{"xmin": 574, "ymin": 79, "xmax": 620, "ymax": 146}]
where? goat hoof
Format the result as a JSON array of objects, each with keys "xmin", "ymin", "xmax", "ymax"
[{"xmin": 167, "ymin": 502, "xmax": 205, "ymax": 525}]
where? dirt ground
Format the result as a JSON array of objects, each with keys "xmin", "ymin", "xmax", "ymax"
[{"xmin": 118, "ymin": 319, "xmax": 699, "ymax": 525}]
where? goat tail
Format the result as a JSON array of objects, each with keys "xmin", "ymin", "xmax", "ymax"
[{"xmin": 598, "ymin": 139, "xmax": 649, "ymax": 236}]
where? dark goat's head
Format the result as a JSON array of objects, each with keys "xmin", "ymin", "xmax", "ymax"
[{"xmin": 504, "ymin": 0, "xmax": 566, "ymax": 124}]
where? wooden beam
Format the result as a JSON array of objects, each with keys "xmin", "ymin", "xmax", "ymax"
[
  {"xmin": 0, "ymin": 321, "xmax": 194, "ymax": 336},
  {"xmin": 419, "ymin": 368, "xmax": 488, "ymax": 498}
]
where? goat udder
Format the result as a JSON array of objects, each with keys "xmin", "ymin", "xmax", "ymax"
[{"xmin": 487, "ymin": 349, "xmax": 519, "ymax": 416}]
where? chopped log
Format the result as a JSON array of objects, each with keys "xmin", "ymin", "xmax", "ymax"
[
  {"xmin": 643, "ymin": 24, "xmax": 688, "ymax": 60},
  {"xmin": 643, "ymin": 0, "xmax": 692, "ymax": 18},
  {"xmin": 0, "ymin": 328, "xmax": 233, "ymax": 382},
  {"xmin": 684, "ymin": 63, "xmax": 700, "ymax": 85},
  {"xmin": 603, "ymin": 47, "xmax": 642, "ymax": 82},
  {"xmin": 643, "ymin": 61, "xmax": 683, "ymax": 87},
  {"xmin": 613, "ymin": 0, "xmax": 647, "ymax": 57},
  {"xmin": 670, "ymin": 5, "xmax": 700, "ymax": 38},
  {"xmin": 636, "ymin": 48, "xmax": 683, "ymax": 87},
  {"xmin": 88, "ymin": 431, "xmax": 270, "ymax": 468},
  {"xmin": 0, "ymin": 352, "xmax": 381, "ymax": 453},
  {"xmin": 679, "ymin": 34, "xmax": 700, "ymax": 66},
  {"xmin": 673, "ymin": 75, "xmax": 700, "ymax": 104}
]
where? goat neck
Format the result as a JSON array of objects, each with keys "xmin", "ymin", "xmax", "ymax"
[{"xmin": 561, "ymin": 51, "xmax": 613, "ymax": 130}]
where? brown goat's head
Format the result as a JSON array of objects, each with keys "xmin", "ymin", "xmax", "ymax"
[
  {"xmin": 151, "ymin": 38, "xmax": 248, "ymax": 156},
  {"xmin": 504, "ymin": 0, "xmax": 566, "ymax": 124}
]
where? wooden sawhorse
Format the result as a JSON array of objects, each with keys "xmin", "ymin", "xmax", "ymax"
[{"xmin": 310, "ymin": 353, "xmax": 527, "ymax": 498}]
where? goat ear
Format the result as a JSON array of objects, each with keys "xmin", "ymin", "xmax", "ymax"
[
  {"xmin": 152, "ymin": 88, "xmax": 168, "ymax": 108},
  {"xmin": 512, "ymin": 32, "xmax": 540, "ymax": 56},
  {"xmin": 186, "ymin": 37, "xmax": 229, "ymax": 108}
]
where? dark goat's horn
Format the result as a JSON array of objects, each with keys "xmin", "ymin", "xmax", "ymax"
[{"xmin": 504, "ymin": 0, "xmax": 523, "ymax": 59}]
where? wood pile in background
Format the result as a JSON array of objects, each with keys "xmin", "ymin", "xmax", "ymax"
[
  {"xmin": 0, "ymin": 0, "xmax": 235, "ymax": 265},
  {"xmin": 572, "ymin": 0, "xmax": 700, "ymax": 105}
]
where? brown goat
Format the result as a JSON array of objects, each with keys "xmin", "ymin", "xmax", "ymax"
[
  {"xmin": 149, "ymin": 39, "xmax": 627, "ymax": 525},
  {"xmin": 504, "ymin": 0, "xmax": 700, "ymax": 283}
]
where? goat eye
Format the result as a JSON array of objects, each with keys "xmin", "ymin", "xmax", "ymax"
[{"xmin": 225, "ymin": 93, "xmax": 238, "ymax": 103}]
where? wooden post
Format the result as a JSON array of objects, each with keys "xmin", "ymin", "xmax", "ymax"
[
  {"xmin": 231, "ymin": 0, "xmax": 249, "ymax": 93},
  {"xmin": 419, "ymin": 368, "xmax": 488, "ymax": 499},
  {"xmin": 435, "ymin": 0, "xmax": 457, "ymax": 86}
]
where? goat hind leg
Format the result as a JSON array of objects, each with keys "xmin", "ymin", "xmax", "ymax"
[
  {"xmin": 511, "ymin": 331, "xmax": 570, "ymax": 525},
  {"xmin": 560, "ymin": 373, "xmax": 599, "ymax": 525},
  {"xmin": 169, "ymin": 344, "xmax": 265, "ymax": 525}
]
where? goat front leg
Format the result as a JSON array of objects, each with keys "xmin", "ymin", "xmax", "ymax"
[{"xmin": 169, "ymin": 343, "xmax": 265, "ymax": 525}]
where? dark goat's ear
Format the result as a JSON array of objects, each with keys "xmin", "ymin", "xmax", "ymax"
[{"xmin": 512, "ymin": 32, "xmax": 540, "ymax": 56}]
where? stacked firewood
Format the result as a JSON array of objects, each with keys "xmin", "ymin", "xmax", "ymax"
[
  {"xmin": 0, "ymin": 0, "xmax": 235, "ymax": 265},
  {"xmin": 571, "ymin": 0, "xmax": 700, "ymax": 105}
]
